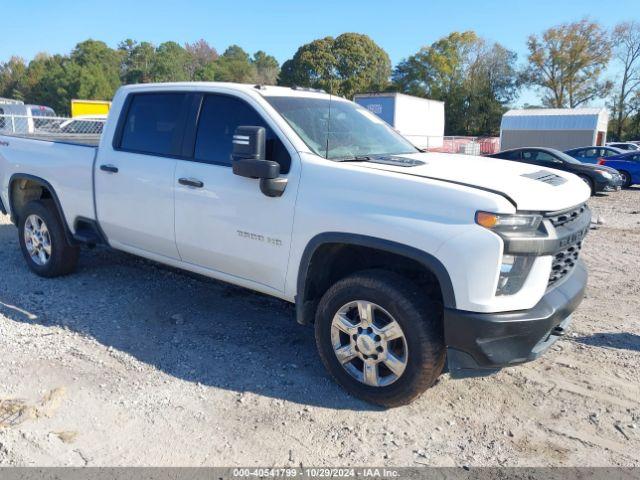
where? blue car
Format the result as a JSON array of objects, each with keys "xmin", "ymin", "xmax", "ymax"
[
  {"xmin": 565, "ymin": 146, "xmax": 624, "ymax": 164},
  {"xmin": 598, "ymin": 151, "xmax": 640, "ymax": 187}
]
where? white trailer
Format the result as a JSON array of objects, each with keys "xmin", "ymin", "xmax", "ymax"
[{"xmin": 354, "ymin": 93, "xmax": 445, "ymax": 149}]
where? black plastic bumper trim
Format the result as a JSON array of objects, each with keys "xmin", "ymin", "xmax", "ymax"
[{"xmin": 445, "ymin": 259, "xmax": 587, "ymax": 375}]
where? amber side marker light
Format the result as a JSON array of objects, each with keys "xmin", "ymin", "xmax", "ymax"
[
  {"xmin": 475, "ymin": 211, "xmax": 499, "ymax": 229},
  {"xmin": 475, "ymin": 211, "xmax": 543, "ymax": 231}
]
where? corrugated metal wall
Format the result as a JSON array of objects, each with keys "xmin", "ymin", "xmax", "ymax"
[{"xmin": 500, "ymin": 130, "xmax": 599, "ymax": 151}]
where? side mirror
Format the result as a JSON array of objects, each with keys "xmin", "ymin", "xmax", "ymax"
[{"xmin": 231, "ymin": 126, "xmax": 287, "ymax": 197}]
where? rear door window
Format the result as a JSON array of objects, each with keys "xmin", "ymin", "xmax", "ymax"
[
  {"xmin": 193, "ymin": 94, "xmax": 291, "ymax": 173},
  {"xmin": 535, "ymin": 151, "xmax": 561, "ymax": 164},
  {"xmin": 522, "ymin": 150, "xmax": 561, "ymax": 166},
  {"xmin": 583, "ymin": 148, "xmax": 599, "ymax": 157},
  {"xmin": 119, "ymin": 93, "xmax": 188, "ymax": 156},
  {"xmin": 571, "ymin": 149, "xmax": 585, "ymax": 157}
]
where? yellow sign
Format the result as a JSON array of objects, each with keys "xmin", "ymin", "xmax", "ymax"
[{"xmin": 71, "ymin": 99, "xmax": 111, "ymax": 118}]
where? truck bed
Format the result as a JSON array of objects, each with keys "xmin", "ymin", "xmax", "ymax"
[{"xmin": 0, "ymin": 133, "xmax": 98, "ymax": 230}]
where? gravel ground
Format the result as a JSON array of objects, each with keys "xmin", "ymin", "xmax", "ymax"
[{"xmin": 0, "ymin": 189, "xmax": 639, "ymax": 467}]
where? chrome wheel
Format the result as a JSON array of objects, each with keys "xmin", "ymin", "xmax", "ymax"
[
  {"xmin": 24, "ymin": 214, "xmax": 52, "ymax": 266},
  {"xmin": 331, "ymin": 300, "xmax": 408, "ymax": 387}
]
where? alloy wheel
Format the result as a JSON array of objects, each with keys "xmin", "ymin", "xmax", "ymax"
[
  {"xmin": 330, "ymin": 300, "xmax": 408, "ymax": 387},
  {"xmin": 24, "ymin": 214, "xmax": 52, "ymax": 266}
]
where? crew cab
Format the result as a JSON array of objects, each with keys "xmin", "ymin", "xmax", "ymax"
[{"xmin": 0, "ymin": 83, "xmax": 592, "ymax": 407}]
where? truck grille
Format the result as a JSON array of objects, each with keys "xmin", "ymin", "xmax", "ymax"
[
  {"xmin": 546, "ymin": 203, "xmax": 589, "ymax": 287},
  {"xmin": 549, "ymin": 241, "xmax": 583, "ymax": 286},
  {"xmin": 546, "ymin": 204, "xmax": 588, "ymax": 228}
]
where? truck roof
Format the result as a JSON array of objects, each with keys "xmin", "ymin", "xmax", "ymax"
[{"xmin": 117, "ymin": 82, "xmax": 342, "ymax": 101}]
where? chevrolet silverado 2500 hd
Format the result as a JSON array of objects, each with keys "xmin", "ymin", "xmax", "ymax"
[{"xmin": 0, "ymin": 83, "xmax": 591, "ymax": 406}]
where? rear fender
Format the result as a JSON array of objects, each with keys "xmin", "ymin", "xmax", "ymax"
[{"xmin": 8, "ymin": 173, "xmax": 76, "ymax": 245}]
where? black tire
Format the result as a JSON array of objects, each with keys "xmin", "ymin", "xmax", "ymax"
[
  {"xmin": 18, "ymin": 199, "xmax": 79, "ymax": 277},
  {"xmin": 619, "ymin": 171, "xmax": 632, "ymax": 188},
  {"xmin": 578, "ymin": 175, "xmax": 595, "ymax": 195},
  {"xmin": 315, "ymin": 270, "xmax": 445, "ymax": 408}
]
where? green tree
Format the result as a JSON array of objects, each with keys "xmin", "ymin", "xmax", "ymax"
[
  {"xmin": 464, "ymin": 43, "xmax": 519, "ymax": 135},
  {"xmin": 0, "ymin": 56, "xmax": 28, "ymax": 100},
  {"xmin": 279, "ymin": 37, "xmax": 334, "ymax": 88},
  {"xmin": 627, "ymin": 91, "xmax": 640, "ymax": 139},
  {"xmin": 27, "ymin": 54, "xmax": 79, "ymax": 114},
  {"xmin": 151, "ymin": 41, "xmax": 191, "ymax": 82},
  {"xmin": 524, "ymin": 19, "xmax": 612, "ymax": 108},
  {"xmin": 214, "ymin": 45, "xmax": 257, "ymax": 83},
  {"xmin": 252, "ymin": 51, "xmax": 279, "ymax": 85},
  {"xmin": 279, "ymin": 33, "xmax": 391, "ymax": 98},
  {"xmin": 120, "ymin": 39, "xmax": 156, "ymax": 84},
  {"xmin": 70, "ymin": 39, "xmax": 122, "ymax": 100},
  {"xmin": 392, "ymin": 32, "xmax": 518, "ymax": 135},
  {"xmin": 609, "ymin": 21, "xmax": 640, "ymax": 140},
  {"xmin": 393, "ymin": 31, "xmax": 478, "ymax": 132}
]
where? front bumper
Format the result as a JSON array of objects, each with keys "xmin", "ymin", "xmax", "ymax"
[
  {"xmin": 595, "ymin": 176, "xmax": 623, "ymax": 192},
  {"xmin": 445, "ymin": 259, "xmax": 587, "ymax": 376}
]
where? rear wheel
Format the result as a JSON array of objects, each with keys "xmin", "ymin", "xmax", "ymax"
[
  {"xmin": 315, "ymin": 270, "xmax": 445, "ymax": 407},
  {"xmin": 578, "ymin": 175, "xmax": 595, "ymax": 195},
  {"xmin": 18, "ymin": 200, "xmax": 79, "ymax": 277},
  {"xmin": 619, "ymin": 171, "xmax": 632, "ymax": 188}
]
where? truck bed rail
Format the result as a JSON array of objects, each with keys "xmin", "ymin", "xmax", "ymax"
[{"xmin": 0, "ymin": 113, "xmax": 104, "ymax": 147}]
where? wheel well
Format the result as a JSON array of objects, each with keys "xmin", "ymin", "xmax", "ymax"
[
  {"xmin": 298, "ymin": 243, "xmax": 444, "ymax": 324},
  {"xmin": 9, "ymin": 177, "xmax": 54, "ymax": 224}
]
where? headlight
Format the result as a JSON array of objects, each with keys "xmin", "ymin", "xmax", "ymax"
[
  {"xmin": 475, "ymin": 212, "xmax": 542, "ymax": 233},
  {"xmin": 594, "ymin": 170, "xmax": 612, "ymax": 179},
  {"xmin": 496, "ymin": 255, "xmax": 536, "ymax": 296},
  {"xmin": 476, "ymin": 211, "xmax": 542, "ymax": 296}
]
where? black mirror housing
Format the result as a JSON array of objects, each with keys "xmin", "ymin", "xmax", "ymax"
[
  {"xmin": 232, "ymin": 126, "xmax": 266, "ymax": 161},
  {"xmin": 233, "ymin": 158, "xmax": 280, "ymax": 179},
  {"xmin": 231, "ymin": 125, "xmax": 287, "ymax": 198},
  {"xmin": 232, "ymin": 125, "xmax": 279, "ymax": 179}
]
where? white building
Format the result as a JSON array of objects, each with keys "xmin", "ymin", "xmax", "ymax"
[{"xmin": 500, "ymin": 108, "xmax": 609, "ymax": 151}]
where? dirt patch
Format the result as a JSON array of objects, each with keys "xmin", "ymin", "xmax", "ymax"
[{"xmin": 0, "ymin": 388, "xmax": 66, "ymax": 429}]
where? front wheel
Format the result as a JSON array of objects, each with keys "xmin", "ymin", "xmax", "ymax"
[
  {"xmin": 18, "ymin": 199, "xmax": 79, "ymax": 277},
  {"xmin": 315, "ymin": 270, "xmax": 445, "ymax": 407},
  {"xmin": 619, "ymin": 171, "xmax": 632, "ymax": 188}
]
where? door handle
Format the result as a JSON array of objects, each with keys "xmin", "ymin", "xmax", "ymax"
[
  {"xmin": 178, "ymin": 178, "xmax": 204, "ymax": 188},
  {"xmin": 100, "ymin": 164, "xmax": 119, "ymax": 173}
]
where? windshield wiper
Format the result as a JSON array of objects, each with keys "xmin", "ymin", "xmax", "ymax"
[{"xmin": 335, "ymin": 155, "xmax": 372, "ymax": 162}]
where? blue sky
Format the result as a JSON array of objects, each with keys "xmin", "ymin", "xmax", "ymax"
[{"xmin": 2, "ymin": 0, "xmax": 636, "ymax": 106}]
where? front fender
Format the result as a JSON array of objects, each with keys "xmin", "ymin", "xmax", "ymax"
[{"xmin": 295, "ymin": 232, "xmax": 456, "ymax": 325}]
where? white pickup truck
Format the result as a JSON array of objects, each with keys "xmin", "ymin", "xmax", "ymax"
[{"xmin": 0, "ymin": 83, "xmax": 591, "ymax": 406}]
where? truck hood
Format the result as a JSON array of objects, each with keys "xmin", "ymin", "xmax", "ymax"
[{"xmin": 353, "ymin": 152, "xmax": 591, "ymax": 212}]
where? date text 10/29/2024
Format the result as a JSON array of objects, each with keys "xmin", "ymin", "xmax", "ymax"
[{"xmin": 232, "ymin": 468, "xmax": 401, "ymax": 478}]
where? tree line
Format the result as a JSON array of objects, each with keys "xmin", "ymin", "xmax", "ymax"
[{"xmin": 1, "ymin": 19, "xmax": 639, "ymax": 139}]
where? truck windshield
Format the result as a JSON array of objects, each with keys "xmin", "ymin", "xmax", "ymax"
[{"xmin": 265, "ymin": 96, "xmax": 418, "ymax": 160}]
